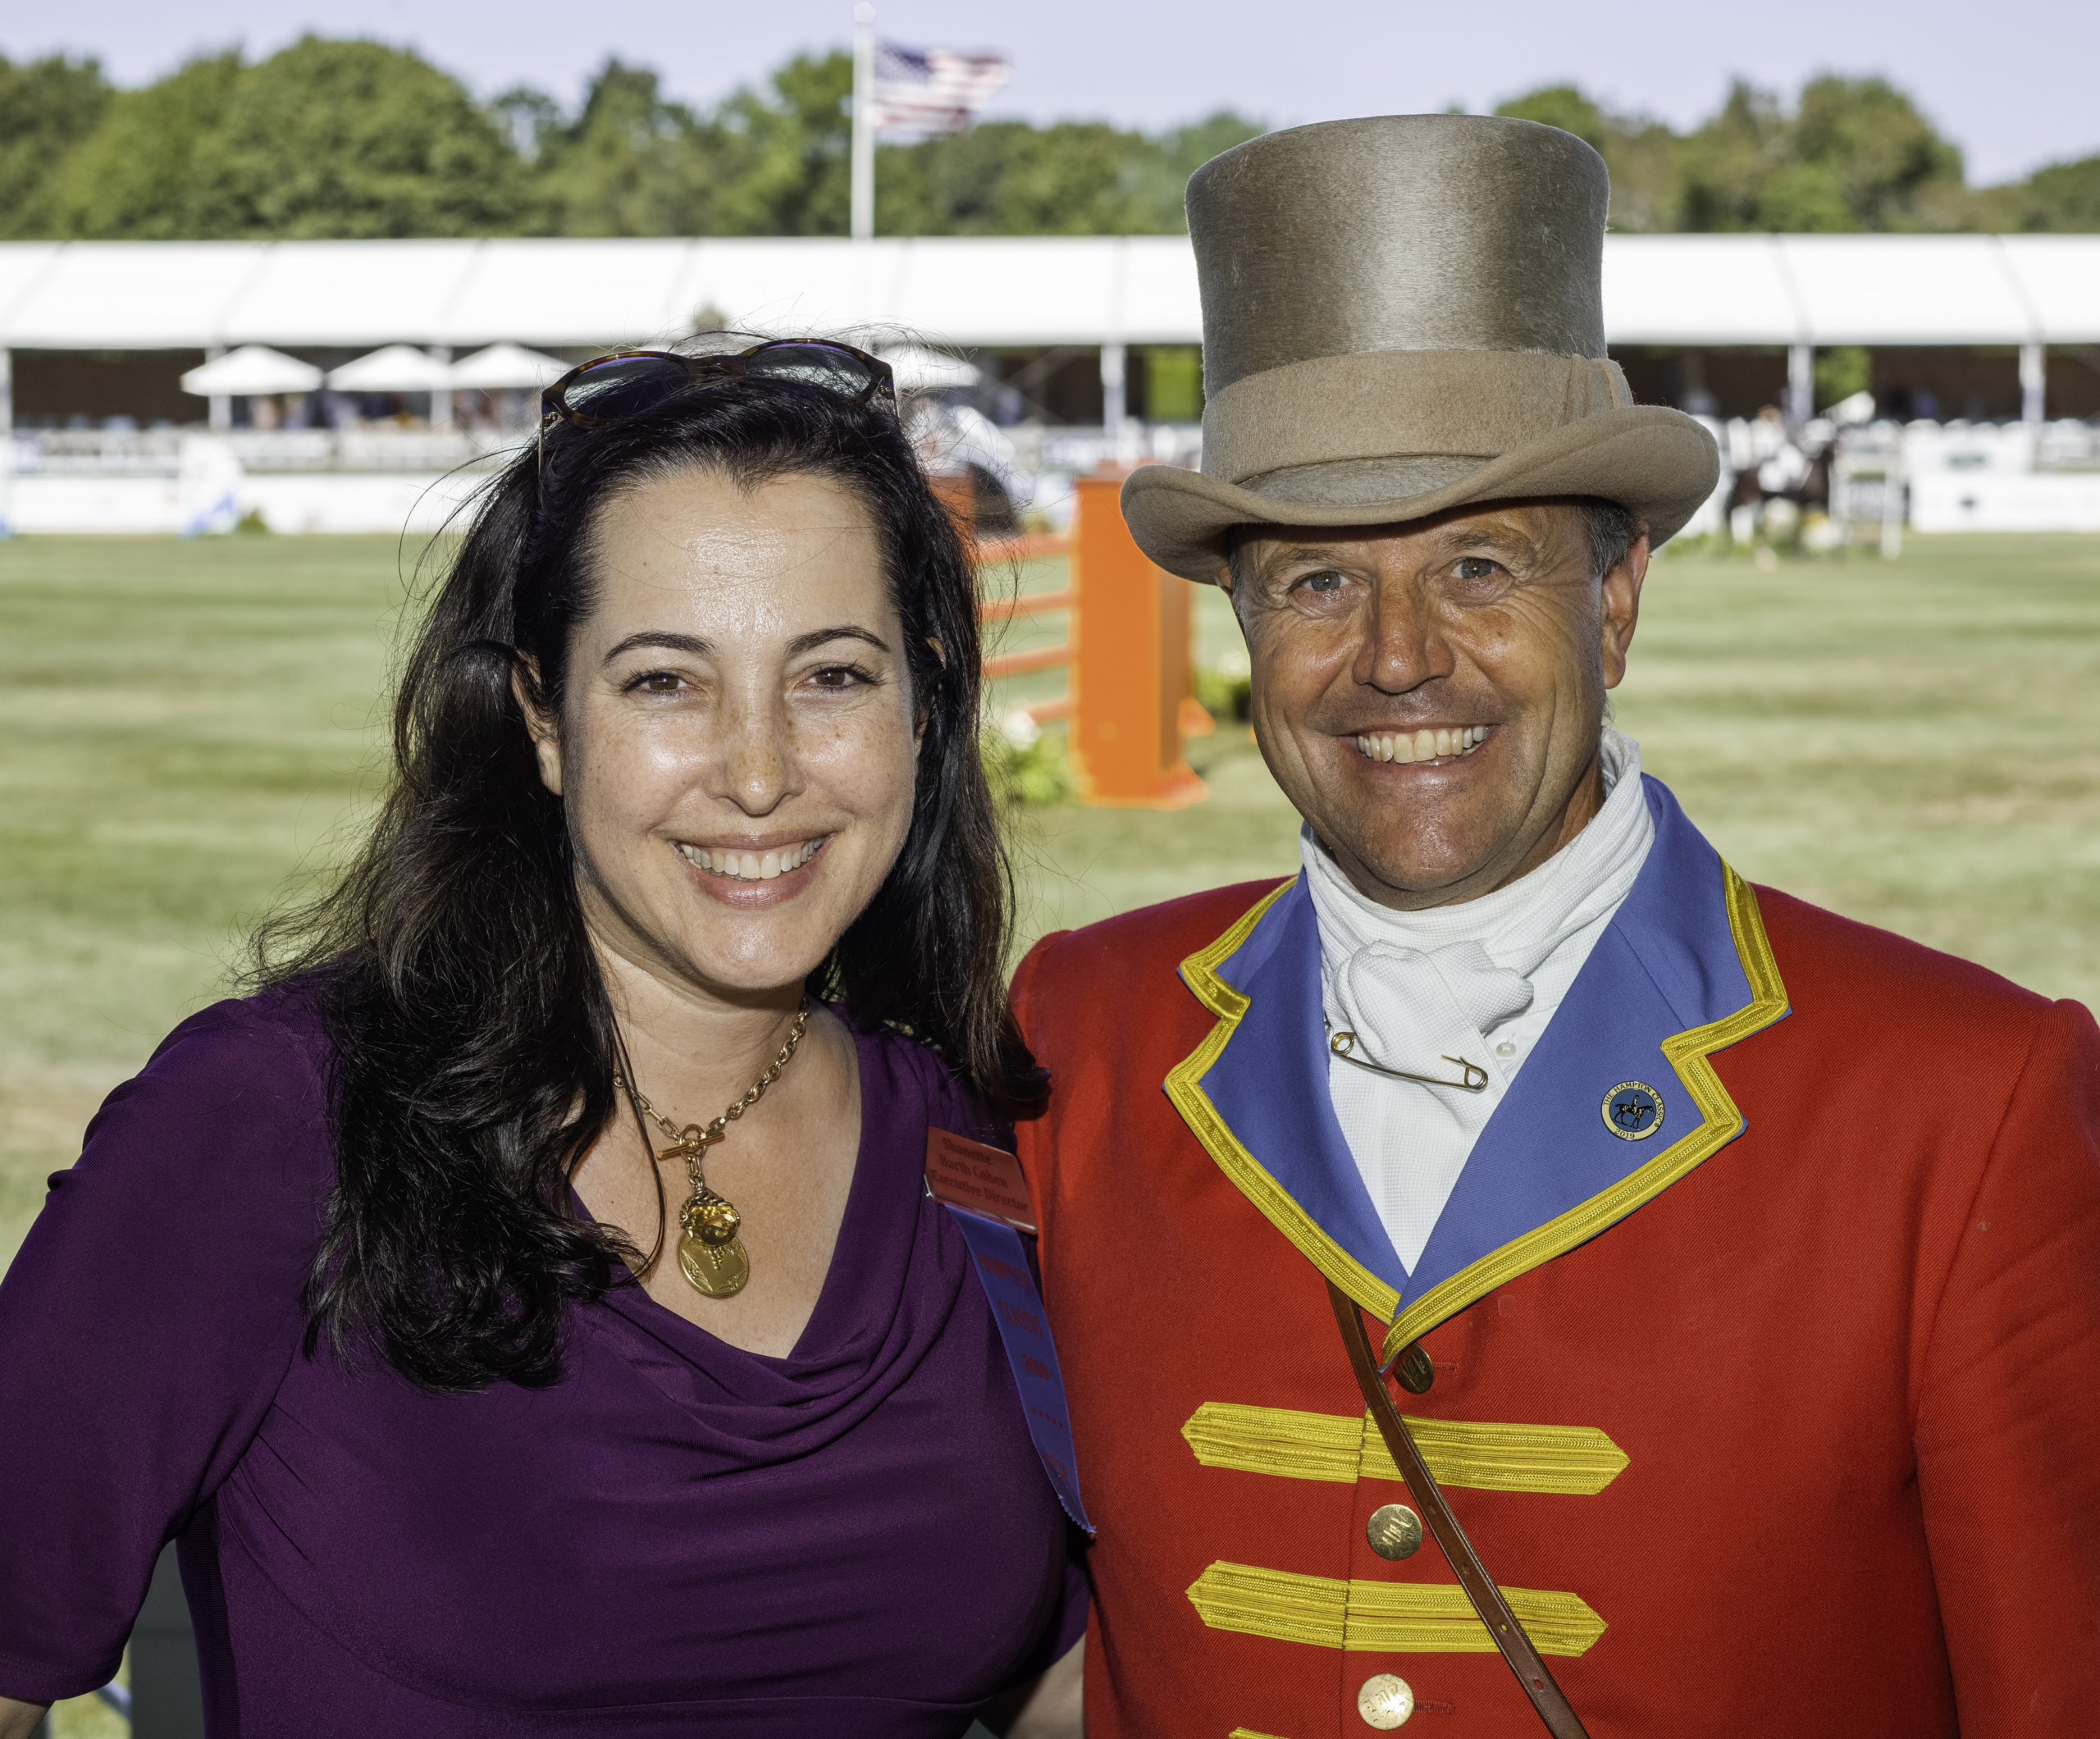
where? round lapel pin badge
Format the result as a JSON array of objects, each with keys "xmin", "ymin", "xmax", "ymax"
[{"xmin": 1601, "ymin": 1081, "xmax": 1664, "ymax": 1141}]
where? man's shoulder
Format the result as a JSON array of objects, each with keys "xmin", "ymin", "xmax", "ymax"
[
  {"xmin": 1016, "ymin": 882, "xmax": 1276, "ymax": 979},
  {"xmin": 1019, "ymin": 877, "xmax": 1293, "ymax": 993},
  {"xmin": 1751, "ymin": 881, "xmax": 2057, "ymax": 1030},
  {"xmin": 1745, "ymin": 881, "xmax": 2100, "ymax": 1101}
]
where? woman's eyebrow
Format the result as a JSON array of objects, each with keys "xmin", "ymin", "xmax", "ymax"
[
  {"xmin": 600, "ymin": 627, "xmax": 892, "ymax": 665},
  {"xmin": 602, "ymin": 632, "xmax": 710, "ymax": 664},
  {"xmin": 787, "ymin": 625, "xmax": 892, "ymax": 656}
]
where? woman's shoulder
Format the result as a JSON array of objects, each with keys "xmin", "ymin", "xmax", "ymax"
[
  {"xmin": 857, "ymin": 1022, "xmax": 1011, "ymax": 1152},
  {"xmin": 67, "ymin": 980, "xmax": 339, "ymax": 1216},
  {"xmin": 128, "ymin": 980, "xmax": 335, "ymax": 1121}
]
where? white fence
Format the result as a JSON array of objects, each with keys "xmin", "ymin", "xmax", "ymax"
[{"xmin": 1, "ymin": 417, "xmax": 2096, "ymax": 538}]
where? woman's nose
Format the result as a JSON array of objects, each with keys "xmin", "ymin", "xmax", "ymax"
[{"xmin": 716, "ymin": 696, "xmax": 799, "ymax": 816}]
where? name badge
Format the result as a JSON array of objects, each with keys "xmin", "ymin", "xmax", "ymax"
[
  {"xmin": 926, "ymin": 1128, "xmax": 1093, "ymax": 1534},
  {"xmin": 925, "ymin": 1127, "xmax": 1037, "ymax": 1231}
]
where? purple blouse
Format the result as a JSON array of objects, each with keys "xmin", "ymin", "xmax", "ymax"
[{"xmin": 0, "ymin": 992, "xmax": 1084, "ymax": 1736}]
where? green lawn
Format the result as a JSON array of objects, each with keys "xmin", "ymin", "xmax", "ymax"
[{"xmin": 5, "ymin": 530, "xmax": 2099, "ymax": 1296}]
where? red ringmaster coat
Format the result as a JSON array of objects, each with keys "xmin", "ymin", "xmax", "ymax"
[{"xmin": 1011, "ymin": 778, "xmax": 2100, "ymax": 1738}]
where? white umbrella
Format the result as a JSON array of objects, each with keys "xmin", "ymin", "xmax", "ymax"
[
  {"xmin": 180, "ymin": 345, "xmax": 323, "ymax": 397},
  {"xmin": 882, "ymin": 345, "xmax": 983, "ymax": 394},
  {"xmin": 326, "ymin": 345, "xmax": 454, "ymax": 394},
  {"xmin": 448, "ymin": 343, "xmax": 570, "ymax": 392}
]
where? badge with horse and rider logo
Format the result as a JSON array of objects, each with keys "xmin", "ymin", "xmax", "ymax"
[{"xmin": 1601, "ymin": 1080, "xmax": 1665, "ymax": 1141}]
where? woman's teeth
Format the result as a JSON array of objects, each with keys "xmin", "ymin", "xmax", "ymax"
[
  {"xmin": 675, "ymin": 838, "xmax": 826, "ymax": 882},
  {"xmin": 1354, "ymin": 725, "xmax": 1491, "ymax": 765}
]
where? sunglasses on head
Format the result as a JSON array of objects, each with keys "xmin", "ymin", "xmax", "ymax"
[{"xmin": 540, "ymin": 340, "xmax": 899, "ymax": 435}]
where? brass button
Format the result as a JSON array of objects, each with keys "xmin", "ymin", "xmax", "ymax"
[
  {"xmin": 1395, "ymin": 1342, "xmax": 1434, "ymax": 1394},
  {"xmin": 1366, "ymin": 1502, "xmax": 1423, "ymax": 1559},
  {"xmin": 1358, "ymin": 1672, "xmax": 1415, "ymax": 1728}
]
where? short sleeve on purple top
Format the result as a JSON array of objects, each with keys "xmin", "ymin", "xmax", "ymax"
[{"xmin": 0, "ymin": 992, "xmax": 1086, "ymax": 1737}]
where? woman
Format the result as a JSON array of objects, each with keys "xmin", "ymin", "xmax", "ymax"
[{"xmin": 0, "ymin": 343, "xmax": 1084, "ymax": 1737}]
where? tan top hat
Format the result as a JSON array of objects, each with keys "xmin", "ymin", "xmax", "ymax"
[{"xmin": 1122, "ymin": 115, "xmax": 1719, "ymax": 582}]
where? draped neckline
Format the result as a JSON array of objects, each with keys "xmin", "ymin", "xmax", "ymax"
[{"xmin": 572, "ymin": 1028, "xmax": 967, "ymax": 1471}]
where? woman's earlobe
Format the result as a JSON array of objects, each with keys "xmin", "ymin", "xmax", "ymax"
[
  {"xmin": 509, "ymin": 656, "xmax": 565, "ymax": 796},
  {"xmin": 917, "ymin": 640, "xmax": 945, "ymax": 747}
]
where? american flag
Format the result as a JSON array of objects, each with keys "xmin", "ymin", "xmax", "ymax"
[{"xmin": 870, "ymin": 39, "xmax": 1011, "ymax": 139}]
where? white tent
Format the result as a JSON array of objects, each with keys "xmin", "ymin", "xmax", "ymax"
[
  {"xmin": 448, "ymin": 342, "xmax": 568, "ymax": 390},
  {"xmin": 4, "ymin": 235, "xmax": 2100, "ymax": 352},
  {"xmin": 326, "ymin": 345, "xmax": 453, "ymax": 393},
  {"xmin": 179, "ymin": 345, "xmax": 323, "ymax": 397},
  {"xmin": 882, "ymin": 343, "xmax": 982, "ymax": 393}
]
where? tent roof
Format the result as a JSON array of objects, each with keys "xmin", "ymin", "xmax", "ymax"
[
  {"xmin": 326, "ymin": 344, "xmax": 454, "ymax": 393},
  {"xmin": 1, "ymin": 234, "xmax": 2096, "ymax": 352},
  {"xmin": 179, "ymin": 343, "xmax": 324, "ymax": 396},
  {"xmin": 448, "ymin": 341, "xmax": 569, "ymax": 390}
]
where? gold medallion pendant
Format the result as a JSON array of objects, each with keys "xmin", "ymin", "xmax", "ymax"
[
  {"xmin": 677, "ymin": 1231, "xmax": 751, "ymax": 1298},
  {"xmin": 616, "ymin": 999, "xmax": 809, "ymax": 1303},
  {"xmin": 676, "ymin": 1189, "xmax": 749, "ymax": 1299}
]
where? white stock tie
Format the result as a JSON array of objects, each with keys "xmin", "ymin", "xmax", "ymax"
[{"xmin": 1307, "ymin": 728, "xmax": 1655, "ymax": 1272}]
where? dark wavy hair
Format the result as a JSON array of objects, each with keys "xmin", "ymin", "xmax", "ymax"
[{"xmin": 255, "ymin": 367, "xmax": 1036, "ymax": 1391}]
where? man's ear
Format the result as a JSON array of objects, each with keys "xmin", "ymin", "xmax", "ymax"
[
  {"xmin": 510, "ymin": 655, "xmax": 564, "ymax": 796},
  {"xmin": 1599, "ymin": 532, "xmax": 1650, "ymax": 691}
]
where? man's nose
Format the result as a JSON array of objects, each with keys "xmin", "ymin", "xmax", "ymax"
[{"xmin": 1354, "ymin": 582, "xmax": 1453, "ymax": 694}]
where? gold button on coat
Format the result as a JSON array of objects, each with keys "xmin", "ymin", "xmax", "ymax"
[
  {"xmin": 1366, "ymin": 1502, "xmax": 1423, "ymax": 1559},
  {"xmin": 1358, "ymin": 1673, "xmax": 1415, "ymax": 1728},
  {"xmin": 1395, "ymin": 1342, "xmax": 1435, "ymax": 1394}
]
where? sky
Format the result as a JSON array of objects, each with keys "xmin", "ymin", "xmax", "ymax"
[{"xmin": 5, "ymin": 0, "xmax": 2097, "ymax": 186}]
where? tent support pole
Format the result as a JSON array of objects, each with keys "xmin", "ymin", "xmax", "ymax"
[
  {"xmin": 2020, "ymin": 342, "xmax": 2045, "ymax": 427},
  {"xmin": 1100, "ymin": 342, "xmax": 1126, "ymax": 432},
  {"xmin": 206, "ymin": 345, "xmax": 231, "ymax": 433},
  {"xmin": 0, "ymin": 346, "xmax": 13, "ymax": 537},
  {"xmin": 1787, "ymin": 342, "xmax": 1814, "ymax": 431}
]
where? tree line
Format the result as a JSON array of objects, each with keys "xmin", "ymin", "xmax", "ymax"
[{"xmin": 0, "ymin": 37, "xmax": 2092, "ymax": 242}]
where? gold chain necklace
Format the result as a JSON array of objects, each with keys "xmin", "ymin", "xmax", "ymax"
[{"xmin": 615, "ymin": 997, "xmax": 810, "ymax": 1299}]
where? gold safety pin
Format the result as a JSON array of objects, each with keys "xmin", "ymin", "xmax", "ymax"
[{"xmin": 1330, "ymin": 1030, "xmax": 1490, "ymax": 1093}]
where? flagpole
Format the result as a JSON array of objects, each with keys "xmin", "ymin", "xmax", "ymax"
[{"xmin": 851, "ymin": 3, "xmax": 876, "ymax": 241}]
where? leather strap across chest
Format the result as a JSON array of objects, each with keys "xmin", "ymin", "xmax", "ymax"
[{"xmin": 1329, "ymin": 1283, "xmax": 1591, "ymax": 1739}]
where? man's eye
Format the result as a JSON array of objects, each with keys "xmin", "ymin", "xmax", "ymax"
[
  {"xmin": 1455, "ymin": 558, "xmax": 1500, "ymax": 581},
  {"xmin": 1300, "ymin": 570, "xmax": 1347, "ymax": 595}
]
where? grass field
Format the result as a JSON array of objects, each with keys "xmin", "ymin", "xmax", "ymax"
[{"xmin": 3, "ymin": 527, "xmax": 2098, "ymax": 1734}]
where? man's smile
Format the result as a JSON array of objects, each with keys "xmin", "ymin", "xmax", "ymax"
[{"xmin": 1351, "ymin": 724, "xmax": 1493, "ymax": 765}]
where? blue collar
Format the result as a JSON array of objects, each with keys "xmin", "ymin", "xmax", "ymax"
[{"xmin": 1166, "ymin": 777, "xmax": 1790, "ymax": 1367}]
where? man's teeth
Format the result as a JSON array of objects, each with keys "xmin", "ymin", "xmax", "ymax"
[
  {"xmin": 675, "ymin": 838, "xmax": 825, "ymax": 881},
  {"xmin": 1354, "ymin": 725, "xmax": 1491, "ymax": 765}
]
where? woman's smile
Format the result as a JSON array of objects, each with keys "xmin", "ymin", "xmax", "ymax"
[{"xmin": 672, "ymin": 833, "xmax": 832, "ymax": 906}]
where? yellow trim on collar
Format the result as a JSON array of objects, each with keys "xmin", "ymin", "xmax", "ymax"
[
  {"xmin": 1164, "ymin": 863, "xmax": 1789, "ymax": 1361},
  {"xmin": 1188, "ymin": 1560, "xmax": 1608, "ymax": 1656},
  {"xmin": 1183, "ymin": 1401, "xmax": 1628, "ymax": 1495},
  {"xmin": 1374, "ymin": 862, "xmax": 1787, "ymax": 1363},
  {"xmin": 1165, "ymin": 876, "xmax": 1404, "ymax": 1323}
]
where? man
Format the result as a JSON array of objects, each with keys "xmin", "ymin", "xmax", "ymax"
[{"xmin": 1011, "ymin": 116, "xmax": 2100, "ymax": 1737}]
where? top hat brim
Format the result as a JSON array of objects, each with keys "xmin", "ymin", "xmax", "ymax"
[{"xmin": 1122, "ymin": 405, "xmax": 1719, "ymax": 583}]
